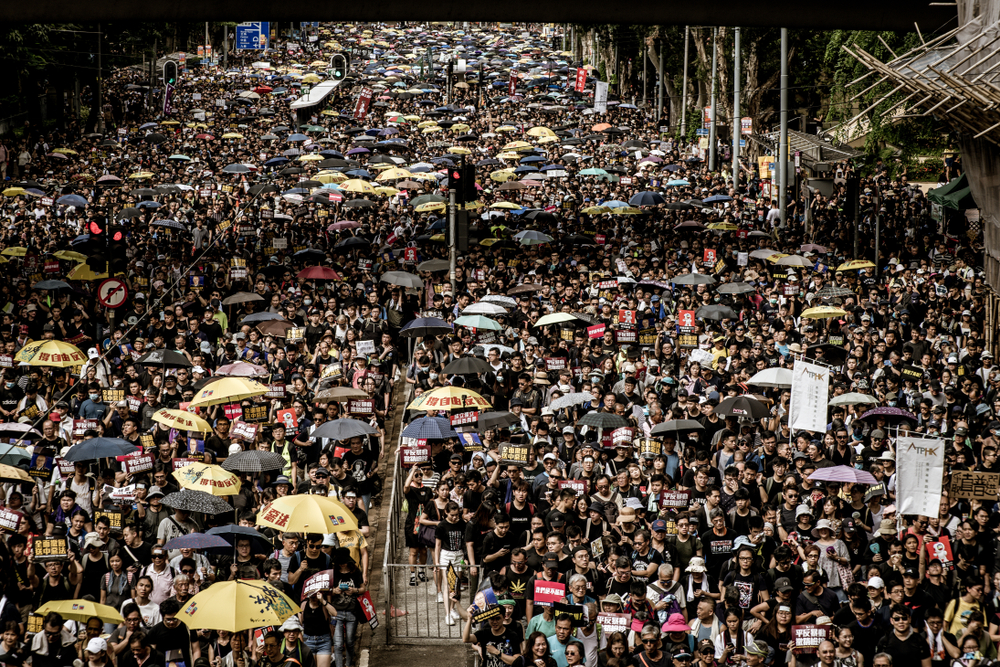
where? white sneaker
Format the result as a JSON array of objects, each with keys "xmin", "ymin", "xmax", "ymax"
[
  {"xmin": 437, "ymin": 592, "xmax": 444, "ymax": 603},
  {"xmin": 444, "ymin": 610, "xmax": 456, "ymax": 626}
]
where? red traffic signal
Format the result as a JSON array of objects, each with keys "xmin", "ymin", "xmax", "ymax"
[
  {"xmin": 89, "ymin": 221, "xmax": 105, "ymax": 235},
  {"xmin": 111, "ymin": 229, "xmax": 124, "ymax": 242}
]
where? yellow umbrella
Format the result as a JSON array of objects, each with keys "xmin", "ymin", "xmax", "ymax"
[
  {"xmin": 763, "ymin": 252, "xmax": 789, "ymax": 263},
  {"xmin": 503, "ymin": 140, "xmax": 532, "ymax": 151},
  {"xmin": 1, "ymin": 247, "xmax": 27, "ymax": 257},
  {"xmin": 837, "ymin": 259, "xmax": 876, "ymax": 271},
  {"xmin": 257, "ymin": 494, "xmax": 358, "ymax": 533},
  {"xmin": 374, "ymin": 186, "xmax": 400, "ymax": 197},
  {"xmin": 707, "ymin": 222, "xmax": 739, "ymax": 231},
  {"xmin": 496, "ymin": 125, "xmax": 517, "ymax": 133},
  {"xmin": 526, "ymin": 126, "xmax": 555, "ymax": 137},
  {"xmin": 52, "ymin": 147, "xmax": 79, "ymax": 155},
  {"xmin": 417, "ymin": 120, "xmax": 439, "ymax": 128},
  {"xmin": 54, "ymin": 250, "xmax": 88, "ymax": 262},
  {"xmin": 450, "ymin": 123, "xmax": 471, "ymax": 132},
  {"xmin": 302, "ymin": 74, "xmax": 322, "ymax": 84},
  {"xmin": 68, "ymin": 263, "xmax": 108, "ymax": 281},
  {"xmin": 128, "ymin": 172, "xmax": 154, "ymax": 180},
  {"xmin": 490, "ymin": 170, "xmax": 518, "ymax": 183},
  {"xmin": 448, "ymin": 146, "xmax": 472, "ymax": 155},
  {"xmin": 2, "ymin": 188, "xmax": 26, "ymax": 197},
  {"xmin": 582, "ymin": 206, "xmax": 611, "ymax": 215},
  {"xmin": 37, "ymin": 600, "xmax": 123, "ymax": 625},
  {"xmin": 222, "ymin": 132, "xmax": 244, "ymax": 139},
  {"xmin": 179, "ymin": 580, "xmax": 300, "ymax": 632},
  {"xmin": 339, "ymin": 179, "xmax": 376, "ymax": 194},
  {"xmin": 160, "ymin": 120, "xmax": 180, "ymax": 126},
  {"xmin": 321, "ymin": 110, "xmax": 339, "ymax": 117},
  {"xmin": 403, "ymin": 114, "xmax": 421, "ymax": 122},
  {"xmin": 421, "ymin": 126, "xmax": 442, "ymax": 134},
  {"xmin": 152, "ymin": 408, "xmax": 213, "ymax": 432},
  {"xmin": 376, "ymin": 167, "xmax": 413, "ymax": 181},
  {"xmin": 537, "ymin": 135, "xmax": 559, "ymax": 144},
  {"xmin": 188, "ymin": 377, "xmax": 267, "ymax": 408},
  {"xmin": 298, "ymin": 154, "xmax": 324, "ymax": 162},
  {"xmin": 14, "ymin": 340, "xmax": 87, "ymax": 367},
  {"xmin": 801, "ymin": 306, "xmax": 849, "ymax": 319},
  {"xmin": 0, "ymin": 464, "xmax": 31, "ymax": 483},
  {"xmin": 491, "ymin": 202, "xmax": 521, "ymax": 210},
  {"xmin": 316, "ymin": 172, "xmax": 348, "ymax": 184},
  {"xmin": 415, "ymin": 202, "xmax": 446, "ymax": 213},
  {"xmin": 406, "ymin": 385, "xmax": 492, "ymax": 412},
  {"xmin": 174, "ymin": 462, "xmax": 242, "ymax": 496},
  {"xmin": 610, "ymin": 207, "xmax": 643, "ymax": 215}
]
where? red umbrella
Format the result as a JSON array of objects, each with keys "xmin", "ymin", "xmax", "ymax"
[
  {"xmin": 195, "ymin": 133, "xmax": 215, "ymax": 140},
  {"xmin": 254, "ymin": 86, "xmax": 273, "ymax": 94},
  {"xmin": 215, "ymin": 361, "xmax": 269, "ymax": 378},
  {"xmin": 296, "ymin": 266, "xmax": 341, "ymax": 281}
]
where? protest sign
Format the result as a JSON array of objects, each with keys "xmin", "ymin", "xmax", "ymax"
[{"xmin": 532, "ymin": 580, "xmax": 565, "ymax": 607}]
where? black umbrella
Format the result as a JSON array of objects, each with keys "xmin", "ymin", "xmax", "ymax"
[
  {"xmin": 696, "ymin": 304, "xmax": 738, "ymax": 321},
  {"xmin": 135, "ymin": 349, "xmax": 193, "ymax": 368},
  {"xmin": 807, "ymin": 343, "xmax": 849, "ymax": 366},
  {"xmin": 221, "ymin": 292, "xmax": 264, "ymax": 306},
  {"xmin": 576, "ymin": 412, "xmax": 628, "ymax": 429},
  {"xmin": 442, "ymin": 356, "xmax": 492, "ymax": 375},
  {"xmin": 715, "ymin": 395, "xmax": 770, "ymax": 420},
  {"xmin": 399, "ymin": 317, "xmax": 453, "ymax": 338},
  {"xmin": 336, "ymin": 236, "xmax": 370, "ymax": 248},
  {"xmin": 238, "ymin": 312, "xmax": 285, "ymax": 326},
  {"xmin": 205, "ymin": 525, "xmax": 273, "ymax": 555},
  {"xmin": 312, "ymin": 418, "xmax": 380, "ymax": 441},
  {"xmin": 33, "ymin": 279, "xmax": 71, "ymax": 291},
  {"xmin": 478, "ymin": 411, "xmax": 520, "ymax": 430},
  {"xmin": 221, "ymin": 450, "xmax": 286, "ymax": 473},
  {"xmin": 650, "ymin": 420, "xmax": 705, "ymax": 435},
  {"xmin": 161, "ymin": 489, "xmax": 233, "ymax": 515}
]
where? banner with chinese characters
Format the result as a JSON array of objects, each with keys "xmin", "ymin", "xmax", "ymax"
[
  {"xmin": 950, "ymin": 470, "xmax": 1000, "ymax": 501},
  {"xmin": 788, "ymin": 360, "xmax": 829, "ymax": 433},
  {"xmin": 896, "ymin": 435, "xmax": 946, "ymax": 517}
]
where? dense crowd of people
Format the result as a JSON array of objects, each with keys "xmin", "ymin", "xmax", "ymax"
[{"xmin": 0, "ymin": 18, "xmax": 993, "ymax": 667}]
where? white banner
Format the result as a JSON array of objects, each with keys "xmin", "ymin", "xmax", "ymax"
[
  {"xmin": 594, "ymin": 81, "xmax": 609, "ymax": 113},
  {"xmin": 789, "ymin": 360, "xmax": 830, "ymax": 433},
  {"xmin": 896, "ymin": 435, "xmax": 945, "ymax": 517}
]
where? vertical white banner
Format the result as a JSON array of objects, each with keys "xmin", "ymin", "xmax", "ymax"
[
  {"xmin": 896, "ymin": 435, "xmax": 945, "ymax": 517},
  {"xmin": 789, "ymin": 360, "xmax": 830, "ymax": 433},
  {"xmin": 594, "ymin": 81, "xmax": 609, "ymax": 113}
]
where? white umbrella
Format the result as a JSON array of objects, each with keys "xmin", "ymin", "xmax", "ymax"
[
  {"xmin": 747, "ymin": 367, "xmax": 793, "ymax": 388},
  {"xmin": 463, "ymin": 302, "xmax": 508, "ymax": 316},
  {"xmin": 829, "ymin": 392, "xmax": 880, "ymax": 406},
  {"xmin": 550, "ymin": 393, "xmax": 595, "ymax": 410},
  {"xmin": 533, "ymin": 312, "xmax": 578, "ymax": 327},
  {"xmin": 481, "ymin": 294, "xmax": 517, "ymax": 307}
]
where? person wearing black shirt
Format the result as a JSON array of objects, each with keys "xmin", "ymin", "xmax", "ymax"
[
  {"xmin": 145, "ymin": 599, "xmax": 198, "ymax": 667},
  {"xmin": 700, "ymin": 510, "xmax": 737, "ymax": 577},
  {"xmin": 435, "ymin": 502, "xmax": 469, "ymax": 625},
  {"xmin": 876, "ymin": 605, "xmax": 932, "ymax": 667},
  {"xmin": 482, "ymin": 513, "xmax": 517, "ymax": 576},
  {"xmin": 287, "ymin": 535, "xmax": 332, "ymax": 602},
  {"xmin": 462, "ymin": 602, "xmax": 522, "ymax": 667},
  {"xmin": 342, "ymin": 437, "xmax": 378, "ymax": 510}
]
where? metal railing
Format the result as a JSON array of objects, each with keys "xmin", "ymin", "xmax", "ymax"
[{"xmin": 384, "ymin": 562, "xmax": 467, "ymax": 644}]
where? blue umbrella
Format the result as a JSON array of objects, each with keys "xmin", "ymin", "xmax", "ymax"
[
  {"xmin": 287, "ymin": 133, "xmax": 309, "ymax": 142},
  {"xmin": 0, "ymin": 444, "xmax": 29, "ymax": 466},
  {"xmin": 137, "ymin": 201, "xmax": 162, "ymax": 209},
  {"xmin": 57, "ymin": 194, "xmax": 88, "ymax": 208},
  {"xmin": 163, "ymin": 533, "xmax": 231, "ymax": 551},
  {"xmin": 63, "ymin": 438, "xmax": 139, "ymax": 461},
  {"xmin": 264, "ymin": 157, "xmax": 289, "ymax": 167},
  {"xmin": 704, "ymin": 194, "xmax": 733, "ymax": 203},
  {"xmin": 238, "ymin": 312, "xmax": 285, "ymax": 325},
  {"xmin": 402, "ymin": 416, "xmax": 457, "ymax": 440},
  {"xmin": 152, "ymin": 220, "xmax": 185, "ymax": 230},
  {"xmin": 223, "ymin": 164, "xmax": 251, "ymax": 174}
]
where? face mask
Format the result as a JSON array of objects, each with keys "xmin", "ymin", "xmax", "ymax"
[
  {"xmin": 429, "ymin": 373, "xmax": 438, "ymax": 380},
  {"xmin": 559, "ymin": 383, "xmax": 570, "ymax": 391},
  {"xmin": 4, "ymin": 382, "xmax": 12, "ymax": 389},
  {"xmin": 89, "ymin": 393, "xmax": 100, "ymax": 401},
  {"xmin": 303, "ymin": 299, "xmax": 312, "ymax": 306}
]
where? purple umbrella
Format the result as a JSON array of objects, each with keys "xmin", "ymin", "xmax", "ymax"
[
  {"xmin": 346, "ymin": 147, "xmax": 370, "ymax": 156},
  {"xmin": 858, "ymin": 406, "xmax": 917, "ymax": 422},
  {"xmin": 807, "ymin": 465, "xmax": 878, "ymax": 485},
  {"xmin": 163, "ymin": 533, "xmax": 231, "ymax": 551}
]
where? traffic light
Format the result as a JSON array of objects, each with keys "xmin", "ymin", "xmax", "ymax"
[
  {"xmin": 162, "ymin": 60, "xmax": 178, "ymax": 86},
  {"xmin": 450, "ymin": 163, "xmax": 476, "ymax": 204},
  {"xmin": 108, "ymin": 225, "xmax": 127, "ymax": 274},
  {"xmin": 331, "ymin": 54, "xmax": 347, "ymax": 81},
  {"xmin": 85, "ymin": 216, "xmax": 108, "ymax": 273}
]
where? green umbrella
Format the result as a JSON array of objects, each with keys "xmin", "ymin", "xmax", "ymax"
[{"xmin": 454, "ymin": 315, "xmax": 503, "ymax": 330}]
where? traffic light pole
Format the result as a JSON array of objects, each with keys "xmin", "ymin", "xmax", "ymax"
[{"xmin": 448, "ymin": 188, "xmax": 457, "ymax": 295}]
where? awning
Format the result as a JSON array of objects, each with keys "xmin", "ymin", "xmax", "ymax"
[
  {"xmin": 289, "ymin": 79, "xmax": 345, "ymax": 110},
  {"xmin": 928, "ymin": 174, "xmax": 977, "ymax": 210}
]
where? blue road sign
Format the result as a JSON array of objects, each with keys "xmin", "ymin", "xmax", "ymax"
[
  {"xmin": 695, "ymin": 129, "xmax": 709, "ymax": 136},
  {"xmin": 236, "ymin": 22, "xmax": 270, "ymax": 50}
]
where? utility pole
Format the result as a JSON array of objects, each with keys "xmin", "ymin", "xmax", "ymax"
[
  {"xmin": 709, "ymin": 27, "xmax": 718, "ymax": 171},
  {"xmin": 643, "ymin": 44, "xmax": 647, "ymax": 107},
  {"xmin": 875, "ymin": 188, "xmax": 881, "ymax": 278},
  {"xmin": 97, "ymin": 24, "xmax": 103, "ymax": 133},
  {"xmin": 448, "ymin": 185, "xmax": 457, "ymax": 295},
  {"xmin": 779, "ymin": 27, "xmax": 789, "ymax": 229},
  {"xmin": 680, "ymin": 26, "xmax": 689, "ymax": 137},
  {"xmin": 657, "ymin": 41, "xmax": 664, "ymax": 124},
  {"xmin": 732, "ymin": 27, "xmax": 741, "ymax": 191},
  {"xmin": 205, "ymin": 22, "xmax": 210, "ymax": 62}
]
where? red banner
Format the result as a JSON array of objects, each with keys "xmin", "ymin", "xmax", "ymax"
[
  {"xmin": 587, "ymin": 324, "xmax": 605, "ymax": 339},
  {"xmin": 508, "ymin": 73, "xmax": 517, "ymax": 96},
  {"xmin": 533, "ymin": 580, "xmax": 566, "ymax": 607},
  {"xmin": 574, "ymin": 68, "xmax": 587, "ymax": 93},
  {"xmin": 353, "ymin": 88, "xmax": 373, "ymax": 121}
]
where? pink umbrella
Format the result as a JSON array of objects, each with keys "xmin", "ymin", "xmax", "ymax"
[
  {"xmin": 328, "ymin": 221, "xmax": 361, "ymax": 231},
  {"xmin": 807, "ymin": 465, "xmax": 878, "ymax": 485},
  {"xmin": 215, "ymin": 362, "xmax": 269, "ymax": 378}
]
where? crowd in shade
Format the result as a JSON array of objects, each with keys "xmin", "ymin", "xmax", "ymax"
[{"xmin": 0, "ymin": 19, "xmax": 994, "ymax": 667}]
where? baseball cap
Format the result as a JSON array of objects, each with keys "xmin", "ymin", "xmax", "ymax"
[
  {"xmin": 867, "ymin": 576, "xmax": 885, "ymax": 589},
  {"xmin": 86, "ymin": 638, "xmax": 108, "ymax": 654},
  {"xmin": 543, "ymin": 552, "xmax": 559, "ymax": 564},
  {"xmin": 147, "ymin": 486, "xmax": 165, "ymax": 498},
  {"xmin": 651, "ymin": 520, "xmax": 667, "ymax": 532},
  {"xmin": 774, "ymin": 577, "xmax": 794, "ymax": 593}
]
